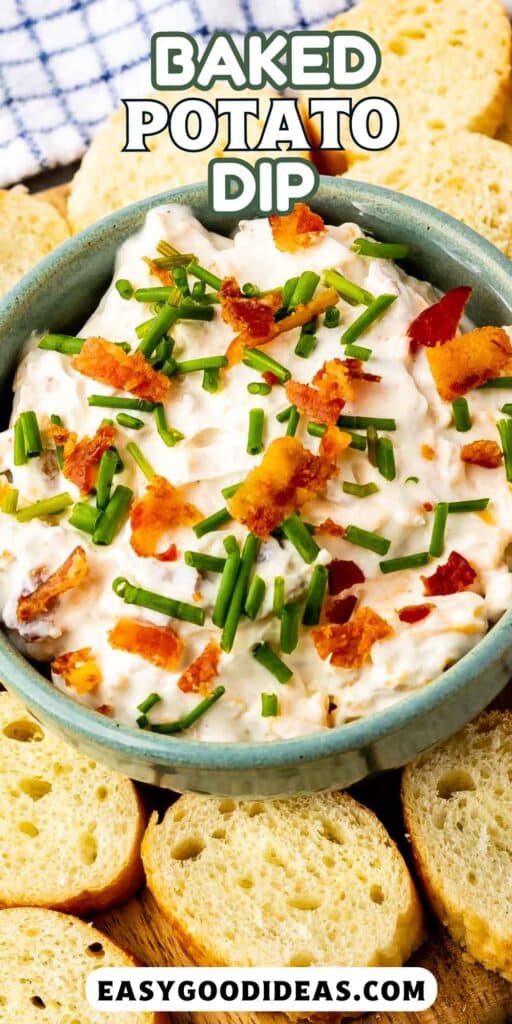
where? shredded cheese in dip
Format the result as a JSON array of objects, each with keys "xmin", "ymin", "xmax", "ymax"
[{"xmin": 1, "ymin": 204, "xmax": 511, "ymax": 742}]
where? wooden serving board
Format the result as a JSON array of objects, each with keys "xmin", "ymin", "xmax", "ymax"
[{"xmin": 33, "ymin": 182, "xmax": 512, "ymax": 1023}]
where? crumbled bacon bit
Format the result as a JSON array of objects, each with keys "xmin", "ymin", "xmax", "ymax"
[
  {"xmin": 422, "ymin": 502, "xmax": 434, "ymax": 512},
  {"xmin": 52, "ymin": 647, "xmax": 101, "ymax": 694},
  {"xmin": 316, "ymin": 518, "xmax": 345, "ymax": 537},
  {"xmin": 228, "ymin": 436, "xmax": 338, "ymax": 537},
  {"xmin": 426, "ymin": 326, "xmax": 512, "ymax": 402},
  {"xmin": 312, "ymin": 607, "xmax": 392, "ymax": 669},
  {"xmin": 178, "ymin": 639, "xmax": 221, "ymax": 694},
  {"xmin": 219, "ymin": 278, "xmax": 281, "ymax": 340},
  {"xmin": 225, "ymin": 288, "xmax": 339, "ymax": 366},
  {"xmin": 17, "ymin": 546, "xmax": 88, "ymax": 623},
  {"xmin": 328, "ymin": 559, "xmax": 365, "ymax": 596},
  {"xmin": 61, "ymin": 424, "xmax": 115, "ymax": 494},
  {"xmin": 269, "ymin": 203, "xmax": 325, "ymax": 252},
  {"xmin": 326, "ymin": 595, "xmax": 358, "ymax": 624},
  {"xmin": 460, "ymin": 439, "xmax": 503, "ymax": 469},
  {"xmin": 398, "ymin": 603, "xmax": 435, "ymax": 624},
  {"xmin": 285, "ymin": 358, "xmax": 379, "ymax": 427},
  {"xmin": 422, "ymin": 550, "xmax": 477, "ymax": 597},
  {"xmin": 108, "ymin": 618, "xmax": 183, "ymax": 671},
  {"xmin": 421, "ymin": 444, "xmax": 436, "ymax": 461},
  {"xmin": 96, "ymin": 704, "xmax": 114, "ymax": 716},
  {"xmin": 72, "ymin": 336, "xmax": 170, "ymax": 403},
  {"xmin": 155, "ymin": 542, "xmax": 179, "ymax": 563},
  {"xmin": 130, "ymin": 476, "xmax": 201, "ymax": 559},
  {"xmin": 319, "ymin": 425, "xmax": 351, "ymax": 465},
  {"xmin": 262, "ymin": 371, "xmax": 279, "ymax": 386},
  {"xmin": 143, "ymin": 257, "xmax": 174, "ymax": 286},
  {"xmin": 286, "ymin": 380, "xmax": 344, "ymax": 427},
  {"xmin": 408, "ymin": 286, "xmax": 472, "ymax": 352}
]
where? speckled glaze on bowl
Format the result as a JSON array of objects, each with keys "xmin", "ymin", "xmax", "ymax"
[{"xmin": 1, "ymin": 178, "xmax": 512, "ymax": 796}]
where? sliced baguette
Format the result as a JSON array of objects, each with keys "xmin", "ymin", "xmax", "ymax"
[
  {"xmin": 345, "ymin": 130, "xmax": 512, "ymax": 257},
  {"xmin": 0, "ymin": 906, "xmax": 158, "ymax": 1023},
  {"xmin": 0, "ymin": 187, "xmax": 70, "ymax": 299},
  {"xmin": 0, "ymin": 691, "xmax": 145, "ymax": 914},
  {"xmin": 142, "ymin": 791, "xmax": 424, "ymax": 968},
  {"xmin": 402, "ymin": 711, "xmax": 512, "ymax": 981}
]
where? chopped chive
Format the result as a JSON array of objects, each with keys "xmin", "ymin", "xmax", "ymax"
[
  {"xmin": 101, "ymin": 418, "xmax": 115, "ymax": 427},
  {"xmin": 93, "ymin": 485, "xmax": 132, "ymax": 545},
  {"xmin": 38, "ymin": 334, "xmax": 84, "ymax": 355},
  {"xmin": 137, "ymin": 303, "xmax": 179, "ymax": 358},
  {"xmin": 252, "ymin": 642, "xmax": 292, "ymax": 684},
  {"xmin": 497, "ymin": 418, "xmax": 512, "ymax": 481},
  {"xmin": 307, "ymin": 421, "xmax": 326, "ymax": 438},
  {"xmin": 13, "ymin": 418, "xmax": 27, "ymax": 466},
  {"xmin": 136, "ymin": 714, "xmax": 149, "ymax": 729},
  {"xmin": 187, "ymin": 262, "xmax": 222, "ymax": 291},
  {"xmin": 273, "ymin": 576, "xmax": 285, "ymax": 617},
  {"xmin": 88, "ymin": 396, "xmax": 156, "ymax": 412},
  {"xmin": 161, "ymin": 357, "xmax": 178, "ymax": 377},
  {"xmin": 116, "ymin": 412, "xmax": 144, "ymax": 430},
  {"xmin": 429, "ymin": 502, "xmax": 448, "ymax": 557},
  {"xmin": 302, "ymin": 564, "xmax": 328, "ymax": 626},
  {"xmin": 176, "ymin": 356, "xmax": 227, "ymax": 373},
  {"xmin": 282, "ymin": 512, "xmax": 320, "ymax": 564},
  {"xmin": 221, "ymin": 481, "xmax": 242, "ymax": 500},
  {"xmin": 348, "ymin": 431, "xmax": 367, "ymax": 452},
  {"xmin": 245, "ymin": 574, "xmax": 266, "ymax": 619},
  {"xmin": 150, "ymin": 686, "xmax": 225, "ymax": 734},
  {"xmin": 295, "ymin": 332, "xmax": 317, "ymax": 358},
  {"xmin": 137, "ymin": 693, "xmax": 162, "ymax": 715},
  {"xmin": 16, "ymin": 492, "xmax": 73, "ymax": 523},
  {"xmin": 452, "ymin": 397, "xmax": 471, "ymax": 432},
  {"xmin": 261, "ymin": 693, "xmax": 279, "ymax": 717},
  {"xmin": 338, "ymin": 414, "xmax": 396, "ymax": 431},
  {"xmin": 212, "ymin": 549, "xmax": 241, "ymax": 628},
  {"xmin": 112, "ymin": 576, "xmax": 205, "ymax": 626},
  {"xmin": 341, "ymin": 294, "xmax": 397, "ymax": 346},
  {"xmin": 20, "ymin": 411, "xmax": 42, "ymax": 458},
  {"xmin": 194, "ymin": 507, "xmax": 232, "ymax": 538},
  {"xmin": 154, "ymin": 404, "xmax": 184, "ymax": 448},
  {"xmin": 405, "ymin": 475, "xmax": 419, "ymax": 484},
  {"xmin": 1, "ymin": 487, "xmax": 18, "ymax": 514},
  {"xmin": 203, "ymin": 368, "xmax": 220, "ymax": 393},
  {"xmin": 280, "ymin": 602, "xmax": 301, "ymax": 653},
  {"xmin": 247, "ymin": 408, "xmax": 265, "ymax": 455},
  {"xmin": 377, "ymin": 437, "xmax": 396, "ymax": 481},
  {"xmin": 345, "ymin": 524, "xmax": 391, "ymax": 556},
  {"xmin": 69, "ymin": 501, "xmax": 101, "ymax": 535},
  {"xmin": 447, "ymin": 498, "xmax": 489, "ymax": 513},
  {"xmin": 300, "ymin": 317, "xmax": 317, "ymax": 337},
  {"xmin": 192, "ymin": 280, "xmax": 206, "ymax": 299},
  {"xmin": 134, "ymin": 286, "xmax": 175, "ymax": 303},
  {"xmin": 289, "ymin": 271, "xmax": 320, "ymax": 308},
  {"xmin": 323, "ymin": 269, "xmax": 374, "ymax": 307},
  {"xmin": 342, "ymin": 481, "xmax": 379, "ymax": 498},
  {"xmin": 242, "ymin": 282, "xmax": 259, "ymax": 297},
  {"xmin": 479, "ymin": 378, "xmax": 512, "ymax": 389},
  {"xmin": 286, "ymin": 405, "xmax": 300, "ymax": 437},
  {"xmin": 243, "ymin": 347, "xmax": 291, "ymax": 384},
  {"xmin": 135, "ymin": 317, "xmax": 155, "ymax": 339},
  {"xmin": 282, "ymin": 276, "xmax": 299, "ymax": 309},
  {"xmin": 151, "ymin": 338, "xmax": 173, "ymax": 370},
  {"xmin": 379, "ymin": 551, "xmax": 430, "ymax": 574},
  {"xmin": 501, "ymin": 403, "xmax": 512, "ymax": 416},
  {"xmin": 185, "ymin": 551, "xmax": 226, "ymax": 573},
  {"xmin": 96, "ymin": 449, "xmax": 119, "ymax": 510},
  {"xmin": 248, "ymin": 381, "xmax": 271, "ymax": 396},
  {"xmin": 156, "ymin": 240, "xmax": 195, "ymax": 265},
  {"xmin": 276, "ymin": 405, "xmax": 294, "ymax": 423},
  {"xmin": 351, "ymin": 238, "xmax": 409, "ymax": 260},
  {"xmin": 126, "ymin": 442, "xmax": 155, "ymax": 481},
  {"xmin": 116, "ymin": 279, "xmax": 134, "ymax": 300},
  {"xmin": 50, "ymin": 414, "xmax": 64, "ymax": 468},
  {"xmin": 367, "ymin": 425, "xmax": 378, "ymax": 466},
  {"xmin": 172, "ymin": 265, "xmax": 189, "ymax": 295},
  {"xmin": 344, "ymin": 342, "xmax": 372, "ymax": 360},
  {"xmin": 223, "ymin": 535, "xmax": 239, "ymax": 555},
  {"xmin": 324, "ymin": 305, "xmax": 340, "ymax": 328},
  {"xmin": 221, "ymin": 533, "xmax": 260, "ymax": 653}
]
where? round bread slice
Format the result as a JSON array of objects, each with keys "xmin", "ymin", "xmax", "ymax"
[
  {"xmin": 0, "ymin": 691, "xmax": 145, "ymax": 914},
  {"xmin": 300, "ymin": 0, "xmax": 510, "ymax": 172},
  {"xmin": 142, "ymin": 792, "xmax": 424, "ymax": 967},
  {"xmin": 0, "ymin": 187, "xmax": 70, "ymax": 299},
  {"xmin": 402, "ymin": 711, "xmax": 512, "ymax": 981},
  {"xmin": 0, "ymin": 907, "xmax": 158, "ymax": 1023},
  {"xmin": 345, "ymin": 131, "xmax": 512, "ymax": 257},
  {"xmin": 496, "ymin": 86, "xmax": 512, "ymax": 145},
  {"xmin": 68, "ymin": 86, "xmax": 311, "ymax": 232}
]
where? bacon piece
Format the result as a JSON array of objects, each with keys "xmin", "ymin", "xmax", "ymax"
[
  {"xmin": 312, "ymin": 607, "xmax": 392, "ymax": 669},
  {"xmin": 398, "ymin": 604, "xmax": 435, "ymax": 624},
  {"xmin": 461, "ymin": 439, "xmax": 503, "ymax": 469},
  {"xmin": 285, "ymin": 358, "xmax": 379, "ymax": 427},
  {"xmin": 51, "ymin": 647, "xmax": 101, "ymax": 694},
  {"xmin": 109, "ymin": 617, "xmax": 183, "ymax": 671},
  {"xmin": 316, "ymin": 518, "xmax": 345, "ymax": 537},
  {"xmin": 130, "ymin": 476, "xmax": 201, "ymax": 559},
  {"xmin": 155, "ymin": 543, "xmax": 179, "ymax": 563},
  {"xmin": 225, "ymin": 288, "xmax": 339, "ymax": 366},
  {"xmin": 143, "ymin": 257, "xmax": 174, "ymax": 286},
  {"xmin": 219, "ymin": 278, "xmax": 281, "ymax": 340},
  {"xmin": 262, "ymin": 371, "xmax": 279, "ymax": 386},
  {"xmin": 269, "ymin": 203, "xmax": 325, "ymax": 252},
  {"xmin": 319, "ymin": 426, "xmax": 351, "ymax": 466},
  {"xmin": 421, "ymin": 444, "xmax": 436, "ymax": 461},
  {"xmin": 408, "ymin": 286, "xmax": 472, "ymax": 352},
  {"xmin": 61, "ymin": 424, "xmax": 115, "ymax": 494},
  {"xmin": 178, "ymin": 639, "xmax": 221, "ymax": 695},
  {"xmin": 285, "ymin": 381, "xmax": 344, "ymax": 427},
  {"xmin": 17, "ymin": 547, "xmax": 88, "ymax": 623},
  {"xmin": 328, "ymin": 559, "xmax": 365, "ymax": 596},
  {"xmin": 326, "ymin": 595, "xmax": 358, "ymax": 624},
  {"xmin": 72, "ymin": 337, "xmax": 170, "ymax": 403},
  {"xmin": 426, "ymin": 326, "xmax": 512, "ymax": 402},
  {"xmin": 422, "ymin": 550, "xmax": 477, "ymax": 597},
  {"xmin": 228, "ymin": 437, "xmax": 338, "ymax": 538}
]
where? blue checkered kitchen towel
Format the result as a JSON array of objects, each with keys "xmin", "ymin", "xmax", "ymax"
[{"xmin": 0, "ymin": 0, "xmax": 357, "ymax": 188}]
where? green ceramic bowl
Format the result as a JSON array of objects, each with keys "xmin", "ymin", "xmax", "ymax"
[{"xmin": 1, "ymin": 178, "xmax": 512, "ymax": 796}]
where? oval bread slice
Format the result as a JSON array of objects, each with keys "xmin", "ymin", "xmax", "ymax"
[
  {"xmin": 0, "ymin": 187, "xmax": 70, "ymax": 300},
  {"xmin": 0, "ymin": 906, "xmax": 158, "ymax": 1023},
  {"xmin": 402, "ymin": 711, "xmax": 512, "ymax": 981},
  {"xmin": 0, "ymin": 691, "xmax": 145, "ymax": 914},
  {"xmin": 345, "ymin": 130, "xmax": 512, "ymax": 257},
  {"xmin": 142, "ymin": 791, "xmax": 424, "ymax": 967}
]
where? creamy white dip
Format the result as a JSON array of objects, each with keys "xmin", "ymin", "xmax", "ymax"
[{"xmin": 0, "ymin": 205, "xmax": 511, "ymax": 742}]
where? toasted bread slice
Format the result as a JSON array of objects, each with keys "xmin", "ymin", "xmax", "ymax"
[
  {"xmin": 301, "ymin": 0, "xmax": 511, "ymax": 172},
  {"xmin": 0, "ymin": 906, "xmax": 158, "ymax": 1023},
  {"xmin": 142, "ymin": 791, "xmax": 424, "ymax": 967},
  {"xmin": 0, "ymin": 187, "xmax": 70, "ymax": 299},
  {"xmin": 345, "ymin": 130, "xmax": 512, "ymax": 256},
  {"xmin": 402, "ymin": 711, "xmax": 512, "ymax": 981},
  {"xmin": 496, "ymin": 84, "xmax": 512, "ymax": 144},
  {"xmin": 0, "ymin": 691, "xmax": 145, "ymax": 914}
]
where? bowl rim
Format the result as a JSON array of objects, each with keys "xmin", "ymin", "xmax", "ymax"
[{"xmin": 1, "ymin": 175, "xmax": 512, "ymax": 772}]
